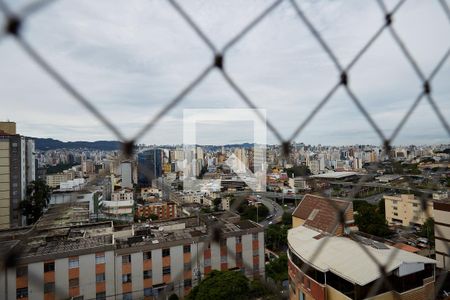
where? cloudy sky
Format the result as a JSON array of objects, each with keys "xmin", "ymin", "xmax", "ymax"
[{"xmin": 0, "ymin": 0, "xmax": 449, "ymax": 146}]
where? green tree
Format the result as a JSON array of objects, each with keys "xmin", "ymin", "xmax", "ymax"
[
  {"xmin": 168, "ymin": 294, "xmax": 179, "ymax": 300},
  {"xmin": 419, "ymin": 217, "xmax": 434, "ymax": 243},
  {"xmin": 266, "ymin": 254, "xmax": 288, "ymax": 283},
  {"xmin": 20, "ymin": 180, "xmax": 51, "ymax": 225},
  {"xmin": 266, "ymin": 224, "xmax": 289, "ymax": 252},
  {"xmin": 354, "ymin": 203, "xmax": 391, "ymax": 237},
  {"xmin": 186, "ymin": 270, "xmax": 250, "ymax": 300},
  {"xmin": 282, "ymin": 212, "xmax": 292, "ymax": 226},
  {"xmin": 285, "ymin": 166, "xmax": 311, "ymax": 178}
]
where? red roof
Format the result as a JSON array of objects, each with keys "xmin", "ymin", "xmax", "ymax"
[
  {"xmin": 292, "ymin": 194, "xmax": 353, "ymax": 234},
  {"xmin": 392, "ymin": 243, "xmax": 420, "ymax": 253}
]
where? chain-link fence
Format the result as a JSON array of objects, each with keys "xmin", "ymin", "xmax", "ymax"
[{"xmin": 1, "ymin": 0, "xmax": 449, "ymax": 299}]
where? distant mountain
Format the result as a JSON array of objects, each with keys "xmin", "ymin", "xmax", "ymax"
[{"xmin": 34, "ymin": 138, "xmax": 122, "ymax": 151}]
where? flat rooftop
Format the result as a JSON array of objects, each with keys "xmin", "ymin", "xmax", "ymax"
[
  {"xmin": 310, "ymin": 172, "xmax": 359, "ymax": 179},
  {"xmin": 288, "ymin": 225, "xmax": 435, "ymax": 286}
]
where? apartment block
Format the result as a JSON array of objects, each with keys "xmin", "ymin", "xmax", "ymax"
[
  {"xmin": 288, "ymin": 196, "xmax": 436, "ymax": 300},
  {"xmin": 434, "ymin": 199, "xmax": 450, "ymax": 271},
  {"xmin": 45, "ymin": 172, "xmax": 74, "ymax": 188},
  {"xmin": 0, "ymin": 203, "xmax": 265, "ymax": 300},
  {"xmin": 384, "ymin": 194, "xmax": 434, "ymax": 226},
  {"xmin": 0, "ymin": 124, "xmax": 35, "ymax": 229},
  {"xmin": 136, "ymin": 202, "xmax": 177, "ymax": 220}
]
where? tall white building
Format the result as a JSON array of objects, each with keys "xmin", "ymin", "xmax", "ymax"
[{"xmin": 121, "ymin": 161, "xmax": 133, "ymax": 189}]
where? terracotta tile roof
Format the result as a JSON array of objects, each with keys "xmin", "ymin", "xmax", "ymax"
[
  {"xmin": 292, "ymin": 194, "xmax": 353, "ymax": 234},
  {"xmin": 392, "ymin": 243, "xmax": 420, "ymax": 253}
]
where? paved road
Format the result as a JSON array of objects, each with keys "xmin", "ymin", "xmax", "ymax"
[{"xmin": 257, "ymin": 195, "xmax": 284, "ymax": 227}]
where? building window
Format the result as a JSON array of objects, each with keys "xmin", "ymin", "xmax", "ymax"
[
  {"xmin": 44, "ymin": 261, "xmax": 55, "ymax": 272},
  {"xmin": 162, "ymin": 248, "xmax": 170, "ymax": 257},
  {"xmin": 96, "ymin": 253, "xmax": 106, "ymax": 264},
  {"xmin": 16, "ymin": 266, "xmax": 27, "ymax": 277},
  {"xmin": 252, "ymin": 233, "xmax": 258, "ymax": 240},
  {"xmin": 16, "ymin": 288, "xmax": 28, "ymax": 299},
  {"xmin": 122, "ymin": 273, "xmax": 132, "ymax": 283},
  {"xmin": 44, "ymin": 282, "xmax": 55, "ymax": 294},
  {"xmin": 220, "ymin": 255, "xmax": 227, "ymax": 264},
  {"xmin": 144, "ymin": 288, "xmax": 153, "ymax": 297},
  {"xmin": 183, "ymin": 245, "xmax": 191, "ymax": 253},
  {"xmin": 143, "ymin": 251, "xmax": 152, "ymax": 260},
  {"xmin": 123, "ymin": 293, "xmax": 132, "ymax": 300},
  {"xmin": 220, "ymin": 239, "xmax": 227, "ymax": 247},
  {"xmin": 184, "ymin": 279, "xmax": 192, "ymax": 287},
  {"xmin": 204, "ymin": 258, "xmax": 211, "ymax": 267},
  {"xmin": 394, "ymin": 212, "xmax": 398, "ymax": 216},
  {"xmin": 69, "ymin": 278, "xmax": 79, "ymax": 288},
  {"xmin": 184, "ymin": 263, "xmax": 191, "ymax": 272},
  {"xmin": 163, "ymin": 266, "xmax": 171, "ymax": 275},
  {"xmin": 236, "ymin": 252, "xmax": 243, "ymax": 262},
  {"xmin": 69, "ymin": 257, "xmax": 79, "ymax": 269},
  {"xmin": 122, "ymin": 255, "xmax": 131, "ymax": 264},
  {"xmin": 413, "ymin": 203, "xmax": 419, "ymax": 207},
  {"xmin": 253, "ymin": 249, "xmax": 259, "ymax": 257},
  {"xmin": 96, "ymin": 273, "xmax": 105, "ymax": 283},
  {"xmin": 393, "ymin": 206, "xmax": 398, "ymax": 210},
  {"xmin": 96, "ymin": 292, "xmax": 106, "ymax": 300},
  {"xmin": 143, "ymin": 270, "xmax": 152, "ymax": 279},
  {"xmin": 236, "ymin": 236, "xmax": 242, "ymax": 244}
]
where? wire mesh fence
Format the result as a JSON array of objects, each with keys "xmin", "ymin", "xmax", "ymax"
[{"xmin": 0, "ymin": 0, "xmax": 449, "ymax": 299}]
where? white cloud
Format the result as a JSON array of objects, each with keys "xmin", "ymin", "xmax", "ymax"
[{"xmin": 0, "ymin": 0, "xmax": 448, "ymax": 146}]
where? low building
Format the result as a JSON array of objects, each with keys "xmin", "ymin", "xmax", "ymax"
[
  {"xmin": 434, "ymin": 199, "xmax": 450, "ymax": 271},
  {"xmin": 136, "ymin": 202, "xmax": 177, "ymax": 220},
  {"xmin": 384, "ymin": 194, "xmax": 433, "ymax": 226},
  {"xmin": 0, "ymin": 204, "xmax": 264, "ymax": 300}
]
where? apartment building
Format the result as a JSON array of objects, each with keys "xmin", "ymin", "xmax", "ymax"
[
  {"xmin": 0, "ymin": 203, "xmax": 264, "ymax": 300},
  {"xmin": 136, "ymin": 202, "xmax": 177, "ymax": 220},
  {"xmin": 288, "ymin": 196, "xmax": 436, "ymax": 300},
  {"xmin": 434, "ymin": 199, "xmax": 450, "ymax": 271},
  {"xmin": 45, "ymin": 172, "xmax": 75, "ymax": 188},
  {"xmin": 102, "ymin": 189, "xmax": 134, "ymax": 219},
  {"xmin": 384, "ymin": 194, "xmax": 434, "ymax": 226},
  {"xmin": 0, "ymin": 122, "xmax": 35, "ymax": 229}
]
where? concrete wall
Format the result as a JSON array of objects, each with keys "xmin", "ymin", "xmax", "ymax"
[
  {"xmin": 55, "ymin": 258, "xmax": 69, "ymax": 300},
  {"xmin": 79, "ymin": 254, "xmax": 96, "ymax": 299},
  {"xmin": 131, "ymin": 252, "xmax": 144, "ymax": 299}
]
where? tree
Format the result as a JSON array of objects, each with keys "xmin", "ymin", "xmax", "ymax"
[
  {"xmin": 419, "ymin": 217, "xmax": 434, "ymax": 242},
  {"xmin": 282, "ymin": 212, "xmax": 292, "ymax": 226},
  {"xmin": 354, "ymin": 202, "xmax": 391, "ymax": 237},
  {"xmin": 286, "ymin": 166, "xmax": 311, "ymax": 178},
  {"xmin": 266, "ymin": 254, "xmax": 288, "ymax": 283},
  {"xmin": 20, "ymin": 180, "xmax": 51, "ymax": 225},
  {"xmin": 266, "ymin": 224, "xmax": 289, "ymax": 252},
  {"xmin": 186, "ymin": 270, "xmax": 250, "ymax": 300},
  {"xmin": 168, "ymin": 294, "xmax": 179, "ymax": 300}
]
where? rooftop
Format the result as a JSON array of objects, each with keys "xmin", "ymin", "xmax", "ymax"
[
  {"xmin": 288, "ymin": 225, "xmax": 435, "ymax": 286},
  {"xmin": 310, "ymin": 171, "xmax": 359, "ymax": 179},
  {"xmin": 292, "ymin": 194, "xmax": 353, "ymax": 234}
]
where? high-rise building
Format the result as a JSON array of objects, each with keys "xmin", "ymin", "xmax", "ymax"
[
  {"xmin": 120, "ymin": 161, "xmax": 133, "ymax": 189},
  {"xmin": 433, "ymin": 196, "xmax": 450, "ymax": 271},
  {"xmin": 138, "ymin": 149, "xmax": 163, "ymax": 187},
  {"xmin": 0, "ymin": 122, "xmax": 35, "ymax": 229}
]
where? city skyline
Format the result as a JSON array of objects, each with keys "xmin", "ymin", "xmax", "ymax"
[{"xmin": 0, "ymin": 0, "xmax": 449, "ymax": 145}]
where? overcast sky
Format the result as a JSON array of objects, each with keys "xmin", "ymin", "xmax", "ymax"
[{"xmin": 0, "ymin": 0, "xmax": 449, "ymax": 146}]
